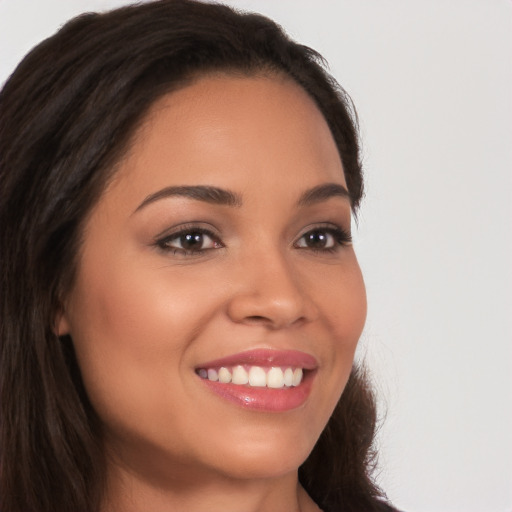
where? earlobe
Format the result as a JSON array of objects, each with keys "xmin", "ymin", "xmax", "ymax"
[{"xmin": 54, "ymin": 308, "xmax": 71, "ymax": 336}]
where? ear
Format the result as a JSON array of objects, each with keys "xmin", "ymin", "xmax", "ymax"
[{"xmin": 54, "ymin": 306, "xmax": 71, "ymax": 336}]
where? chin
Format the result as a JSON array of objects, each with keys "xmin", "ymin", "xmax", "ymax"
[
  {"xmin": 201, "ymin": 423, "xmax": 317, "ymax": 480},
  {"xmin": 214, "ymin": 449, "xmax": 309, "ymax": 481}
]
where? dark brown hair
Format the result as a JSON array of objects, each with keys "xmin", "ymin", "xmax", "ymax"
[{"xmin": 0, "ymin": 1, "xmax": 393, "ymax": 511}]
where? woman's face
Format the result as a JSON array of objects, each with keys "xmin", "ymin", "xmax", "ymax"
[{"xmin": 59, "ymin": 74, "xmax": 366, "ymax": 483}]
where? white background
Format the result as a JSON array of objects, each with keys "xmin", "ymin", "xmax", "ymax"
[{"xmin": 1, "ymin": 1, "xmax": 511, "ymax": 511}]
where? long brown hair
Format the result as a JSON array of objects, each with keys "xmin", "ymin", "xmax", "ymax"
[{"xmin": 0, "ymin": 1, "xmax": 392, "ymax": 511}]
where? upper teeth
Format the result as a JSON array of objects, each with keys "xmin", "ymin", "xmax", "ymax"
[{"xmin": 198, "ymin": 365, "xmax": 303, "ymax": 388}]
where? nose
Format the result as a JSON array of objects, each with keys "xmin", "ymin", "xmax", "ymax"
[{"xmin": 226, "ymin": 250, "xmax": 319, "ymax": 330}]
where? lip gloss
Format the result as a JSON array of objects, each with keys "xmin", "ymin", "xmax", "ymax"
[{"xmin": 196, "ymin": 349, "xmax": 317, "ymax": 412}]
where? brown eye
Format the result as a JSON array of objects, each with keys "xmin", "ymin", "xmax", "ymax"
[
  {"xmin": 296, "ymin": 229, "xmax": 336, "ymax": 250},
  {"xmin": 178, "ymin": 232, "xmax": 207, "ymax": 250},
  {"xmin": 294, "ymin": 226, "xmax": 352, "ymax": 252},
  {"xmin": 302, "ymin": 230, "xmax": 332, "ymax": 249},
  {"xmin": 158, "ymin": 229, "xmax": 221, "ymax": 253}
]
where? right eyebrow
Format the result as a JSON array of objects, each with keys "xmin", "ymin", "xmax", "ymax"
[
  {"xmin": 297, "ymin": 182, "xmax": 351, "ymax": 207},
  {"xmin": 133, "ymin": 185, "xmax": 243, "ymax": 213}
]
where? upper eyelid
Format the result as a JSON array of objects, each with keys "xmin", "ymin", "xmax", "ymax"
[
  {"xmin": 295, "ymin": 222, "xmax": 351, "ymax": 239},
  {"xmin": 154, "ymin": 222, "xmax": 221, "ymax": 242},
  {"xmin": 159, "ymin": 228, "xmax": 218, "ymax": 243}
]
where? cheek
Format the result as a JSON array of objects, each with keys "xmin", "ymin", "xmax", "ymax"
[
  {"xmin": 314, "ymin": 257, "xmax": 367, "ymax": 397},
  {"xmin": 64, "ymin": 252, "xmax": 219, "ymax": 425},
  {"xmin": 319, "ymin": 257, "xmax": 367, "ymax": 349},
  {"xmin": 69, "ymin": 248, "xmax": 216, "ymax": 349}
]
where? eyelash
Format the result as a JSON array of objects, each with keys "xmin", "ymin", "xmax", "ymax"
[
  {"xmin": 155, "ymin": 224, "xmax": 352, "ymax": 257},
  {"xmin": 155, "ymin": 226, "xmax": 223, "ymax": 256},
  {"xmin": 295, "ymin": 226, "xmax": 352, "ymax": 253}
]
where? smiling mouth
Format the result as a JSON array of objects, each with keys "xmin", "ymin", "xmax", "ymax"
[
  {"xmin": 194, "ymin": 349, "xmax": 317, "ymax": 411},
  {"xmin": 196, "ymin": 365, "xmax": 304, "ymax": 388}
]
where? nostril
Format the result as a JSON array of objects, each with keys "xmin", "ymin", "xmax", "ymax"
[
  {"xmin": 247, "ymin": 315, "xmax": 266, "ymax": 321},
  {"xmin": 244, "ymin": 314, "xmax": 307, "ymax": 330},
  {"xmin": 245, "ymin": 315, "xmax": 270, "ymax": 324}
]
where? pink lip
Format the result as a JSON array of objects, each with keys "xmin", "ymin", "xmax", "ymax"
[{"xmin": 196, "ymin": 349, "xmax": 318, "ymax": 413}]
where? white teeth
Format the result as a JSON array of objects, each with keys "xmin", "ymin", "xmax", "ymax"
[
  {"xmin": 248, "ymin": 366, "xmax": 267, "ymax": 387},
  {"xmin": 200, "ymin": 365, "xmax": 305, "ymax": 388},
  {"xmin": 218, "ymin": 367, "xmax": 231, "ymax": 383},
  {"xmin": 267, "ymin": 367, "xmax": 284, "ymax": 388},
  {"xmin": 292, "ymin": 368, "xmax": 303, "ymax": 387},
  {"xmin": 283, "ymin": 368, "xmax": 294, "ymax": 387},
  {"xmin": 207, "ymin": 368, "xmax": 218, "ymax": 382},
  {"xmin": 232, "ymin": 365, "xmax": 249, "ymax": 385}
]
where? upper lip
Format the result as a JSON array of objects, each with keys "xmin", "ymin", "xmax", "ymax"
[{"xmin": 196, "ymin": 348, "xmax": 318, "ymax": 370}]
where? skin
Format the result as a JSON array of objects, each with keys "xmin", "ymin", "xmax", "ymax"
[{"xmin": 58, "ymin": 74, "xmax": 367, "ymax": 512}]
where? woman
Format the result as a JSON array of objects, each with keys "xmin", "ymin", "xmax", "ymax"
[{"xmin": 0, "ymin": 1, "xmax": 399, "ymax": 511}]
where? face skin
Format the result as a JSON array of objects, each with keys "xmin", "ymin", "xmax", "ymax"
[{"xmin": 58, "ymin": 74, "xmax": 366, "ymax": 512}]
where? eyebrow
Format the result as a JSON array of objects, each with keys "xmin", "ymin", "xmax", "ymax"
[
  {"xmin": 134, "ymin": 185, "xmax": 242, "ymax": 212},
  {"xmin": 297, "ymin": 183, "xmax": 351, "ymax": 206},
  {"xmin": 134, "ymin": 181, "xmax": 350, "ymax": 213}
]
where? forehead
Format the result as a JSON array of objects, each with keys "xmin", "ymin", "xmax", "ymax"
[{"xmin": 108, "ymin": 73, "xmax": 346, "ymax": 206}]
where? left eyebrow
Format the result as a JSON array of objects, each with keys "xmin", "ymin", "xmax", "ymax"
[
  {"xmin": 297, "ymin": 183, "xmax": 351, "ymax": 207},
  {"xmin": 134, "ymin": 185, "xmax": 242, "ymax": 213}
]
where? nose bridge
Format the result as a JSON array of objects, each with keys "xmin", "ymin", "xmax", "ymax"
[{"xmin": 226, "ymin": 240, "xmax": 317, "ymax": 328}]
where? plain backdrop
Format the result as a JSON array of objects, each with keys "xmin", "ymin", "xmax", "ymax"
[{"xmin": 1, "ymin": 1, "xmax": 511, "ymax": 511}]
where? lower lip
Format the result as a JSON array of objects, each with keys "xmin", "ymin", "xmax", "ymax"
[{"xmin": 198, "ymin": 371, "xmax": 315, "ymax": 412}]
